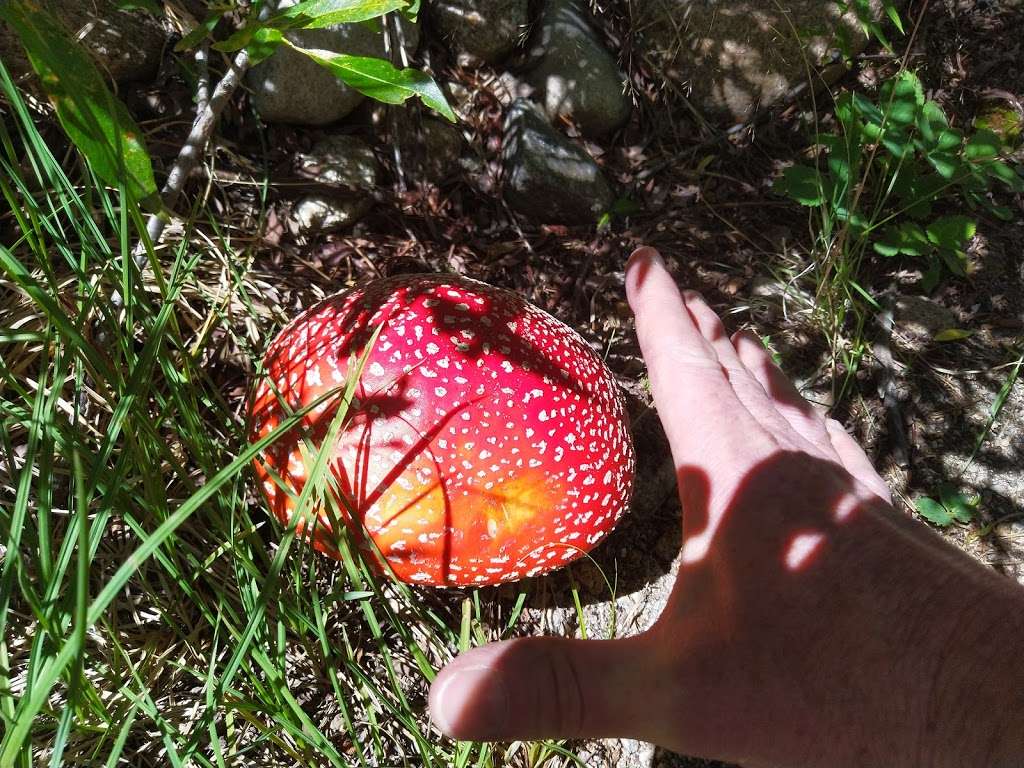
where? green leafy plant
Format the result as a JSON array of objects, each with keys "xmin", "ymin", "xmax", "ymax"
[
  {"xmin": 771, "ymin": 67, "xmax": 1024, "ymax": 399},
  {"xmin": 916, "ymin": 485, "xmax": 979, "ymax": 527},
  {"xmin": 775, "ymin": 70, "xmax": 1024, "ymax": 292},
  {"xmin": 181, "ymin": 0, "xmax": 456, "ymax": 120},
  {"xmin": 0, "ymin": 56, "xmax": 566, "ymax": 767}
]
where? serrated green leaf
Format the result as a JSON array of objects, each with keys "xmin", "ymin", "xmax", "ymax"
[
  {"xmin": 873, "ymin": 221, "xmax": 930, "ymax": 257},
  {"xmin": 882, "ymin": 127, "xmax": 912, "ymax": 158},
  {"xmin": 937, "ymin": 246, "xmax": 968, "ymax": 277},
  {"xmin": 926, "ymin": 215, "xmax": 976, "ymax": 250},
  {"xmin": 270, "ymin": 0, "xmax": 408, "ymax": 28},
  {"xmin": 0, "ymin": 0, "xmax": 158, "ymax": 203},
  {"xmin": 916, "ymin": 496, "xmax": 954, "ymax": 526},
  {"xmin": 834, "ymin": 92, "xmax": 857, "ymax": 130},
  {"xmin": 290, "ymin": 45, "xmax": 455, "ymax": 121},
  {"xmin": 772, "ymin": 165, "xmax": 827, "ymax": 206},
  {"xmin": 880, "ymin": 70, "xmax": 923, "ymax": 125},
  {"xmin": 938, "ymin": 484, "xmax": 978, "ymax": 524},
  {"xmin": 965, "ymin": 129, "xmax": 1001, "ymax": 162},
  {"xmin": 852, "ymin": 92, "xmax": 884, "ymax": 125},
  {"xmin": 917, "ymin": 100, "xmax": 948, "ymax": 145},
  {"xmin": 926, "ymin": 150, "xmax": 960, "ymax": 179},
  {"xmin": 936, "ymin": 128, "xmax": 963, "ymax": 151},
  {"xmin": 933, "ymin": 328, "xmax": 973, "ymax": 342},
  {"xmin": 984, "ymin": 160, "xmax": 1024, "ymax": 191},
  {"xmin": 920, "ymin": 259, "xmax": 942, "ymax": 293},
  {"xmin": 892, "ymin": 166, "xmax": 943, "ymax": 219},
  {"xmin": 863, "ymin": 120, "xmax": 884, "ymax": 142},
  {"xmin": 825, "ymin": 147, "xmax": 853, "ymax": 184}
]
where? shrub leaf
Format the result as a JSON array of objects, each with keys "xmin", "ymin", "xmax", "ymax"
[
  {"xmin": 289, "ymin": 45, "xmax": 456, "ymax": 121},
  {"xmin": 0, "ymin": 0, "xmax": 159, "ymax": 204},
  {"xmin": 773, "ymin": 165, "xmax": 827, "ymax": 206}
]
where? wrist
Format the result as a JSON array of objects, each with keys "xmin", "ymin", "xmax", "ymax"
[
  {"xmin": 806, "ymin": 505, "xmax": 1024, "ymax": 768},
  {"xmin": 917, "ymin": 570, "xmax": 1024, "ymax": 767}
]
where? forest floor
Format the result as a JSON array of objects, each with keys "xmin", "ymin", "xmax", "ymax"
[
  {"xmin": 2, "ymin": 0, "xmax": 1022, "ymax": 765},
  {"xmin": 187, "ymin": 0, "xmax": 1024, "ymax": 578}
]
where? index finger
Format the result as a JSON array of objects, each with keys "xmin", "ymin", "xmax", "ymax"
[{"xmin": 625, "ymin": 247, "xmax": 772, "ymax": 467}]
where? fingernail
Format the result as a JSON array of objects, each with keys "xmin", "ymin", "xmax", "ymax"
[
  {"xmin": 627, "ymin": 246, "xmax": 663, "ymax": 270},
  {"xmin": 431, "ymin": 665, "xmax": 510, "ymax": 740}
]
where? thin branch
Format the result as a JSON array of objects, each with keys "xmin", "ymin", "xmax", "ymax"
[
  {"xmin": 195, "ymin": 42, "xmax": 210, "ymax": 116},
  {"xmin": 127, "ymin": 3, "xmax": 279, "ymax": 280},
  {"xmin": 133, "ymin": 46, "xmax": 250, "ymax": 271}
]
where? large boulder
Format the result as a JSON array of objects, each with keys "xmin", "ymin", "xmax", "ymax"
[
  {"xmin": 525, "ymin": 0, "xmax": 632, "ymax": 138},
  {"xmin": 634, "ymin": 0, "xmax": 889, "ymax": 124},
  {"xmin": 429, "ymin": 0, "xmax": 529, "ymax": 64},
  {"xmin": 0, "ymin": 0, "xmax": 167, "ymax": 82},
  {"xmin": 289, "ymin": 135, "xmax": 381, "ymax": 234},
  {"xmin": 247, "ymin": 2, "xmax": 420, "ymax": 126},
  {"xmin": 502, "ymin": 99, "xmax": 615, "ymax": 225}
]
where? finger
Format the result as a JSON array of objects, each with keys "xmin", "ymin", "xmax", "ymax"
[
  {"xmin": 824, "ymin": 418, "xmax": 892, "ymax": 504},
  {"xmin": 429, "ymin": 635, "xmax": 658, "ymax": 743},
  {"xmin": 732, "ymin": 330, "xmax": 839, "ymax": 460},
  {"xmin": 624, "ymin": 247, "xmax": 773, "ymax": 465},
  {"xmin": 680, "ymin": 293, "xmax": 805, "ymax": 452}
]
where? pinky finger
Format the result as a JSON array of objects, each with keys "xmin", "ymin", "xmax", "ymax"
[{"xmin": 825, "ymin": 419, "xmax": 892, "ymax": 504}]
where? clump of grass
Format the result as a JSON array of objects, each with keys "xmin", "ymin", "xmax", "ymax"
[{"xmin": 0, "ymin": 60, "xmax": 590, "ymax": 767}]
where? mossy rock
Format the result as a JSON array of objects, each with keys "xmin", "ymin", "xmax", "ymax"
[{"xmin": 975, "ymin": 105, "xmax": 1023, "ymax": 149}]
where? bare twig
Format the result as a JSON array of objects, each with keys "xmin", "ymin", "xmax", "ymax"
[
  {"xmin": 132, "ymin": 47, "xmax": 250, "ymax": 272},
  {"xmin": 126, "ymin": 2, "xmax": 279, "ymax": 283},
  {"xmin": 385, "ymin": 15, "xmax": 411, "ymax": 193},
  {"xmin": 195, "ymin": 42, "xmax": 210, "ymax": 116}
]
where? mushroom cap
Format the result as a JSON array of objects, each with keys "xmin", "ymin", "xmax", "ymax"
[{"xmin": 249, "ymin": 274, "xmax": 634, "ymax": 586}]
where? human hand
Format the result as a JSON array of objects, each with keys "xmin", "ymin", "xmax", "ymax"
[{"xmin": 428, "ymin": 247, "xmax": 1024, "ymax": 767}]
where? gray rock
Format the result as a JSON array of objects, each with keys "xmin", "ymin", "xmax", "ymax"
[
  {"xmin": 525, "ymin": 0, "xmax": 632, "ymax": 137},
  {"xmin": 248, "ymin": 2, "xmax": 420, "ymax": 125},
  {"xmin": 634, "ymin": 0, "xmax": 894, "ymax": 124},
  {"xmin": 892, "ymin": 294, "xmax": 959, "ymax": 355},
  {"xmin": 290, "ymin": 135, "xmax": 380, "ymax": 234},
  {"xmin": 0, "ymin": 0, "xmax": 167, "ymax": 83},
  {"xmin": 502, "ymin": 99, "xmax": 615, "ymax": 225},
  {"xmin": 429, "ymin": 0, "xmax": 529, "ymax": 64}
]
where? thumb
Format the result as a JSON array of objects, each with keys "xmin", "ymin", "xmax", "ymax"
[{"xmin": 428, "ymin": 635, "xmax": 660, "ymax": 743}]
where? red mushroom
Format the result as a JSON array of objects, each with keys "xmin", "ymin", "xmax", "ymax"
[{"xmin": 248, "ymin": 274, "xmax": 634, "ymax": 586}]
